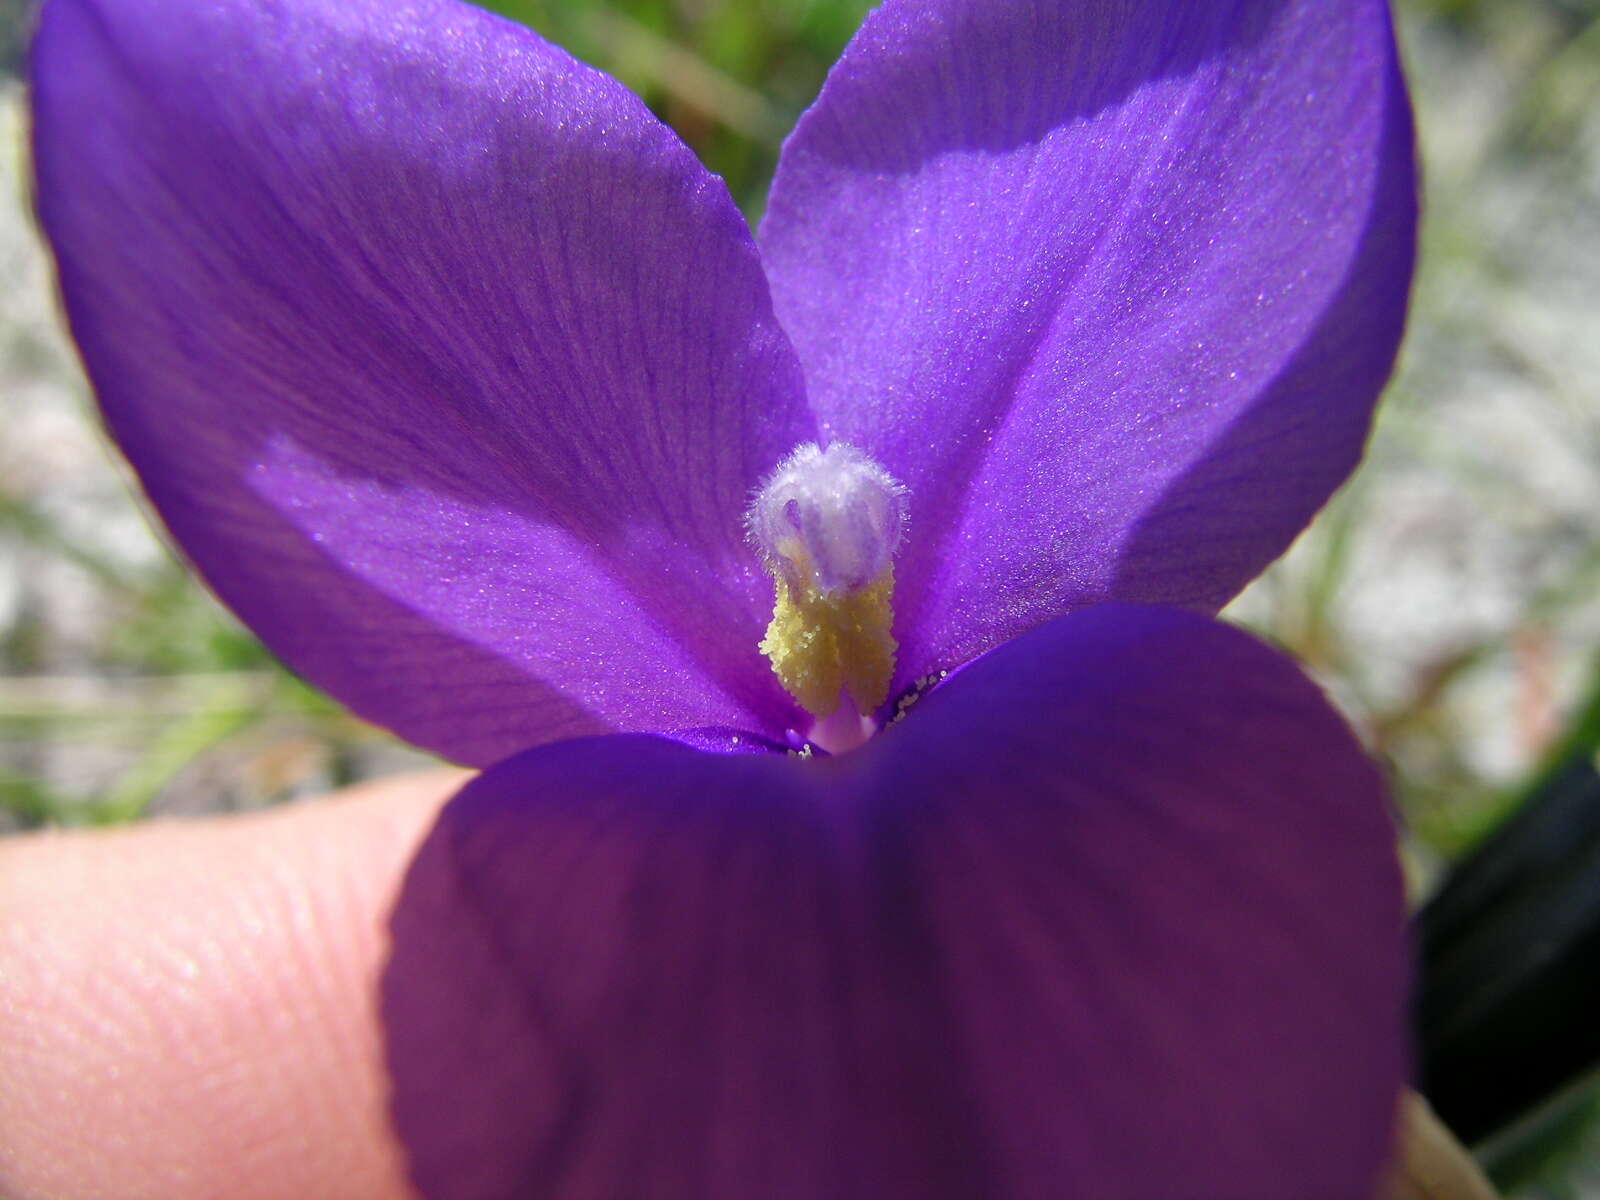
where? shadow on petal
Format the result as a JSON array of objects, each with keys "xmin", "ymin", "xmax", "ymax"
[
  {"xmin": 31, "ymin": 0, "xmax": 812, "ymax": 762},
  {"xmin": 761, "ymin": 0, "xmax": 1417, "ymax": 688},
  {"xmin": 1112, "ymin": 40, "xmax": 1418, "ymax": 611}
]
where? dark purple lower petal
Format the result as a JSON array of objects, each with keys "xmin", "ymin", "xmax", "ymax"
[{"xmin": 384, "ymin": 606, "xmax": 1407, "ymax": 1199}]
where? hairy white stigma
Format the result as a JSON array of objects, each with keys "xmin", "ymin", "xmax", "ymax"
[{"xmin": 747, "ymin": 442, "xmax": 905, "ymax": 594}]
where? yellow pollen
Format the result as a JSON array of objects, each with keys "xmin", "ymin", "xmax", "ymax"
[{"xmin": 758, "ymin": 550, "xmax": 897, "ymax": 718}]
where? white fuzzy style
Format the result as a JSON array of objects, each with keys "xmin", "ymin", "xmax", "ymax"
[{"xmin": 747, "ymin": 443, "xmax": 907, "ymax": 594}]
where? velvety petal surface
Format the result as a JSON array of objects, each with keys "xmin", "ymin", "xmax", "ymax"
[
  {"xmin": 31, "ymin": 0, "xmax": 814, "ymax": 764},
  {"xmin": 761, "ymin": 0, "xmax": 1416, "ymax": 689},
  {"xmin": 385, "ymin": 605, "xmax": 1407, "ymax": 1199}
]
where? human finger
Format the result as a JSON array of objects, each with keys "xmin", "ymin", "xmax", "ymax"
[{"xmin": 0, "ymin": 768, "xmax": 465, "ymax": 1200}]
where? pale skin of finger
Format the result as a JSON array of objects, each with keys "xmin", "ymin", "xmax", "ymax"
[
  {"xmin": 0, "ymin": 768, "xmax": 466, "ymax": 1200},
  {"xmin": 0, "ymin": 769, "xmax": 1494, "ymax": 1200},
  {"xmin": 1377, "ymin": 1091, "xmax": 1501, "ymax": 1200}
]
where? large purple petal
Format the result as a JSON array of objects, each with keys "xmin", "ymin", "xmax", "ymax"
[
  {"xmin": 30, "ymin": 0, "xmax": 814, "ymax": 764},
  {"xmin": 385, "ymin": 605, "xmax": 1407, "ymax": 1199},
  {"xmin": 760, "ymin": 0, "xmax": 1417, "ymax": 689}
]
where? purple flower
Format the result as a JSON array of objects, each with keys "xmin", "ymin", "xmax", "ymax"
[{"xmin": 30, "ymin": 0, "xmax": 1417, "ymax": 1195}]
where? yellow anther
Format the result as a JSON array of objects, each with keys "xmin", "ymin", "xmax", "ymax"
[{"xmin": 759, "ymin": 555, "xmax": 897, "ymax": 718}]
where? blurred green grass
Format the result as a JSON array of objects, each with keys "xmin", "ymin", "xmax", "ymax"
[{"xmin": 479, "ymin": 0, "xmax": 871, "ymax": 215}]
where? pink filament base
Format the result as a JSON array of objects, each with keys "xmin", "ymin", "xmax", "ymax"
[{"xmin": 808, "ymin": 693, "xmax": 876, "ymax": 756}]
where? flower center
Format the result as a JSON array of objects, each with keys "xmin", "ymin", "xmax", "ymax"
[{"xmin": 747, "ymin": 442, "xmax": 906, "ymax": 753}]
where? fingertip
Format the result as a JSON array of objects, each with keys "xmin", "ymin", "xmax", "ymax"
[{"xmin": 0, "ymin": 768, "xmax": 466, "ymax": 1200}]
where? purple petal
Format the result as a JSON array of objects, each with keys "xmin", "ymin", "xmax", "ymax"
[
  {"xmin": 760, "ymin": 0, "xmax": 1417, "ymax": 689},
  {"xmin": 30, "ymin": 0, "xmax": 814, "ymax": 764},
  {"xmin": 385, "ymin": 605, "xmax": 1407, "ymax": 1199}
]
